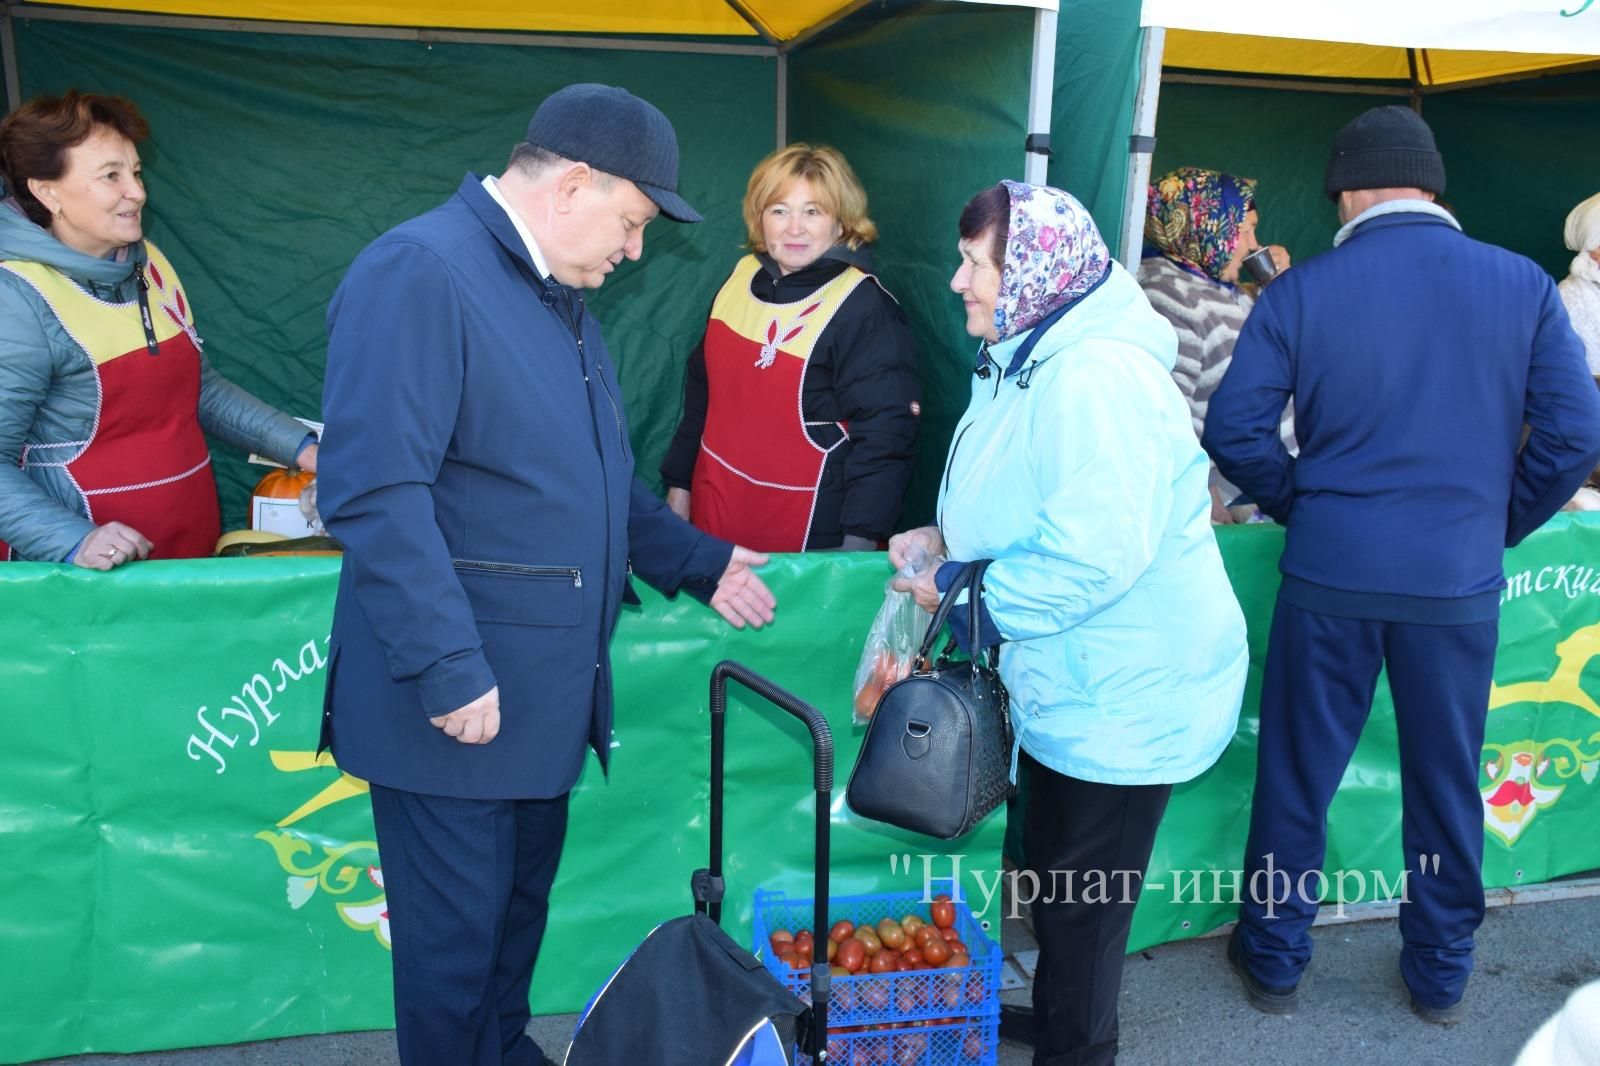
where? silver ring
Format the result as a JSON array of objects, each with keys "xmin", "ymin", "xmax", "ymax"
[{"xmin": 106, "ymin": 547, "xmax": 121, "ymax": 559}]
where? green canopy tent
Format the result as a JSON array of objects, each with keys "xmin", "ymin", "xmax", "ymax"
[
  {"xmin": 1119, "ymin": 2, "xmax": 1600, "ymax": 275},
  {"xmin": 0, "ymin": 0, "xmax": 1081, "ymax": 534}
]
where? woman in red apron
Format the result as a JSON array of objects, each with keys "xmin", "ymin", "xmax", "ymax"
[
  {"xmin": 0, "ymin": 91, "xmax": 315, "ymax": 568},
  {"xmin": 659, "ymin": 144, "xmax": 920, "ymax": 552}
]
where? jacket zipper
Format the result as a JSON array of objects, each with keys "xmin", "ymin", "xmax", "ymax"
[
  {"xmin": 938, "ymin": 422, "xmax": 975, "ymax": 531},
  {"xmin": 452, "ymin": 559, "xmax": 582, "ymax": 587},
  {"xmin": 596, "ymin": 363, "xmax": 627, "ymax": 451},
  {"xmin": 553, "ymin": 285, "xmax": 614, "ymax": 683},
  {"xmin": 134, "ymin": 267, "xmax": 160, "ymax": 355}
]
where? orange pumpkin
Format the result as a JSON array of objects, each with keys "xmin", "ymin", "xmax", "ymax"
[{"xmin": 249, "ymin": 466, "xmax": 316, "ymax": 532}]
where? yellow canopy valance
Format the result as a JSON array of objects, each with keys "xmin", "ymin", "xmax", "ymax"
[
  {"xmin": 1164, "ymin": 29, "xmax": 1596, "ymax": 87},
  {"xmin": 14, "ymin": 0, "xmax": 1054, "ymax": 43}
]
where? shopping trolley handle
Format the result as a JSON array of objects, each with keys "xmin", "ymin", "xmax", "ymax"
[{"xmin": 710, "ymin": 659, "xmax": 834, "ymax": 790}]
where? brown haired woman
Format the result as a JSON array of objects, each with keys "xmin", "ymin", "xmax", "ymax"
[
  {"xmin": 660, "ymin": 143, "xmax": 920, "ymax": 551},
  {"xmin": 0, "ymin": 91, "xmax": 315, "ymax": 567}
]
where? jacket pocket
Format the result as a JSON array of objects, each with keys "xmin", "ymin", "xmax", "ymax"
[{"xmin": 452, "ymin": 559, "xmax": 583, "ymax": 627}]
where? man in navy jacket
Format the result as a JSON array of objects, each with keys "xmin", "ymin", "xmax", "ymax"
[
  {"xmin": 318, "ymin": 85, "xmax": 775, "ymax": 1065},
  {"xmin": 1205, "ymin": 106, "xmax": 1600, "ymax": 1025}
]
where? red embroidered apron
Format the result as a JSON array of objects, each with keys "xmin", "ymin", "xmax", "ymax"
[
  {"xmin": 691, "ymin": 256, "xmax": 869, "ymax": 552},
  {"xmin": 1, "ymin": 243, "xmax": 220, "ymax": 561}
]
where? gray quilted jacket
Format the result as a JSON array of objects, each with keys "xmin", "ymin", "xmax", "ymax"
[{"xmin": 0, "ymin": 200, "xmax": 309, "ymax": 561}]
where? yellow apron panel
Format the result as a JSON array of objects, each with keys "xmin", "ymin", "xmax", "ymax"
[
  {"xmin": 0, "ymin": 242, "xmax": 193, "ymax": 366},
  {"xmin": 709, "ymin": 254, "xmax": 868, "ymax": 364}
]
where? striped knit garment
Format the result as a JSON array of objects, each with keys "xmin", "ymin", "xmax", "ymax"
[{"xmin": 1137, "ymin": 254, "xmax": 1295, "ymax": 502}]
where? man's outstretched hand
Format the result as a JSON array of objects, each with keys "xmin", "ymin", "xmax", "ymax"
[{"xmin": 711, "ymin": 546, "xmax": 776, "ymax": 629}]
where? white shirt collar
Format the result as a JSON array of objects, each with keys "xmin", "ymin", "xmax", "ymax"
[
  {"xmin": 1333, "ymin": 199, "xmax": 1461, "ymax": 248},
  {"xmin": 481, "ymin": 174, "xmax": 553, "ymax": 281}
]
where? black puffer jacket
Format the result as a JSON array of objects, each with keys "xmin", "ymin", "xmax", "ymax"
[{"xmin": 661, "ymin": 245, "xmax": 921, "ymax": 547}]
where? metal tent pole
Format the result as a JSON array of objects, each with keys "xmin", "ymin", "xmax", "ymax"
[
  {"xmin": 1119, "ymin": 25, "xmax": 1165, "ymax": 271},
  {"xmin": 1161, "ymin": 71, "xmax": 1408, "ymax": 96},
  {"xmin": 1023, "ymin": 5, "xmax": 1058, "ymax": 184},
  {"xmin": 2, "ymin": 6, "xmax": 19, "ymax": 113},
  {"xmin": 775, "ymin": 50, "xmax": 787, "ymax": 148}
]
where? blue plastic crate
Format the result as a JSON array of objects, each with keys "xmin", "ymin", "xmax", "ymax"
[
  {"xmin": 812, "ymin": 1017, "xmax": 998, "ymax": 1066},
  {"xmin": 752, "ymin": 879, "xmax": 1000, "ymax": 1065}
]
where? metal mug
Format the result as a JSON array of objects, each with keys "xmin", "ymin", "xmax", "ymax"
[{"xmin": 1241, "ymin": 246, "xmax": 1279, "ymax": 286}]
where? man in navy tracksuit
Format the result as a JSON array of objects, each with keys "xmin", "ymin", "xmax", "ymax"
[{"xmin": 1204, "ymin": 106, "xmax": 1600, "ymax": 1024}]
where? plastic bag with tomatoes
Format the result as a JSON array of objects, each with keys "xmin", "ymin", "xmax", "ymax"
[{"xmin": 851, "ymin": 548, "xmax": 939, "ymax": 725}]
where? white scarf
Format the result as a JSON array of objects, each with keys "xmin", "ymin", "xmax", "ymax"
[{"xmin": 1565, "ymin": 191, "xmax": 1600, "ymax": 284}]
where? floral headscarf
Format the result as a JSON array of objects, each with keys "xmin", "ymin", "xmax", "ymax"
[
  {"xmin": 1144, "ymin": 167, "xmax": 1257, "ymax": 285},
  {"xmin": 993, "ymin": 180, "xmax": 1111, "ymax": 343}
]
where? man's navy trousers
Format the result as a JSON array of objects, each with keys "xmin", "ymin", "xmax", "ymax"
[{"xmin": 1234, "ymin": 597, "xmax": 1498, "ymax": 1010}]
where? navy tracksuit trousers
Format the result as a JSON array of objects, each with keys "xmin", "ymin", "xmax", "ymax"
[{"xmin": 1234, "ymin": 598, "xmax": 1498, "ymax": 1009}]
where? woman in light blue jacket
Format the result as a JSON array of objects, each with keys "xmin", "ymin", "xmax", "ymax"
[{"xmin": 892, "ymin": 181, "xmax": 1247, "ymax": 1065}]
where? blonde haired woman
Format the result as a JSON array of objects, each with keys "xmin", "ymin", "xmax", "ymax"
[{"xmin": 661, "ymin": 143, "xmax": 920, "ymax": 551}]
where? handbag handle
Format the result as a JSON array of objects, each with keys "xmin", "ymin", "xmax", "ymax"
[{"xmin": 915, "ymin": 559, "xmax": 994, "ymax": 670}]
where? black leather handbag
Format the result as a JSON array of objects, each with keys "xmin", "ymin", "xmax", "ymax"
[{"xmin": 846, "ymin": 560, "xmax": 1014, "ymax": 840}]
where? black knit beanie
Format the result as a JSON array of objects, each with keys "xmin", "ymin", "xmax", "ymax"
[{"xmin": 1324, "ymin": 105, "xmax": 1446, "ymax": 202}]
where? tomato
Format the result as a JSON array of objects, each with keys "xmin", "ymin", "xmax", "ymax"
[
  {"xmin": 966, "ymin": 972, "xmax": 988, "ymax": 1006},
  {"xmin": 876, "ymin": 918, "xmax": 906, "ymax": 950},
  {"xmin": 962, "ymin": 1028, "xmax": 986, "ymax": 1060},
  {"xmin": 868, "ymin": 950, "xmax": 897, "ymax": 975},
  {"xmin": 836, "ymin": 937, "xmax": 866, "ymax": 974},
  {"xmin": 827, "ymin": 938, "xmax": 839, "ymax": 963},
  {"xmin": 945, "ymin": 940, "xmax": 966, "ymax": 957},
  {"xmin": 794, "ymin": 930, "xmax": 815, "ymax": 953},
  {"xmin": 829, "ymin": 919, "xmax": 856, "ymax": 944},
  {"xmin": 769, "ymin": 929, "xmax": 794, "ymax": 955},
  {"xmin": 855, "ymin": 927, "xmax": 883, "ymax": 955},
  {"xmin": 861, "ymin": 977, "xmax": 891, "ymax": 1011},
  {"xmin": 921, "ymin": 937, "xmax": 950, "ymax": 966},
  {"xmin": 930, "ymin": 894, "xmax": 956, "ymax": 929},
  {"xmin": 946, "ymin": 950, "xmax": 971, "ymax": 970},
  {"xmin": 855, "ymin": 650, "xmax": 903, "ymax": 720},
  {"xmin": 830, "ymin": 973, "xmax": 857, "ymax": 1014},
  {"xmin": 938, "ymin": 926, "xmax": 962, "ymax": 943},
  {"xmin": 899, "ymin": 914, "xmax": 925, "ymax": 936},
  {"xmin": 854, "ymin": 673, "xmax": 886, "ymax": 719},
  {"xmin": 892, "ymin": 1031, "xmax": 929, "ymax": 1066},
  {"xmin": 902, "ymin": 948, "xmax": 923, "ymax": 967},
  {"xmin": 914, "ymin": 925, "xmax": 942, "ymax": 950}
]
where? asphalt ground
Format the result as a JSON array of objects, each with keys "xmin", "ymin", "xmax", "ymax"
[{"xmin": 33, "ymin": 891, "xmax": 1600, "ymax": 1066}]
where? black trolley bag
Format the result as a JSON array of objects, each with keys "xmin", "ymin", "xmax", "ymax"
[{"xmin": 566, "ymin": 661, "xmax": 838, "ymax": 1066}]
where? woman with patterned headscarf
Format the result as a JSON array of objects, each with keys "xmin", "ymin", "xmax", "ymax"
[
  {"xmin": 889, "ymin": 181, "xmax": 1247, "ymax": 1065},
  {"xmin": 1139, "ymin": 167, "xmax": 1293, "ymax": 522},
  {"xmin": 1560, "ymin": 191, "xmax": 1600, "ymax": 374}
]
